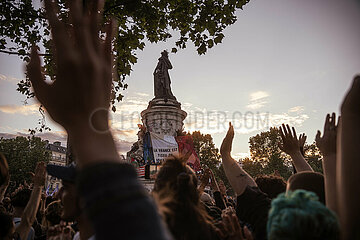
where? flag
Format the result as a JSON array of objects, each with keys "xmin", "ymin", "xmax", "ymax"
[
  {"xmin": 131, "ymin": 158, "xmax": 139, "ymax": 168},
  {"xmin": 143, "ymin": 132, "xmax": 155, "ymax": 164},
  {"xmin": 137, "ymin": 166, "xmax": 145, "ymax": 177},
  {"xmin": 176, "ymin": 135, "xmax": 201, "ymax": 171}
]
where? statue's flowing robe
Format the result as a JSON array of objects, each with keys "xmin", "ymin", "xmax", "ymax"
[{"xmin": 154, "ymin": 56, "xmax": 175, "ymax": 99}]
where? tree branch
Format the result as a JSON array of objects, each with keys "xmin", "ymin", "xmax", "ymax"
[{"xmin": 0, "ymin": 50, "xmax": 51, "ymax": 57}]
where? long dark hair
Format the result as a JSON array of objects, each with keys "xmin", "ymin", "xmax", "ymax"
[{"xmin": 153, "ymin": 155, "xmax": 216, "ymax": 240}]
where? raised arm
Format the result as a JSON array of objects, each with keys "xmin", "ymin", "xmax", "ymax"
[
  {"xmin": 209, "ymin": 169, "xmax": 226, "ymax": 210},
  {"xmin": 27, "ymin": 0, "xmax": 120, "ymax": 168},
  {"xmin": 27, "ymin": 1, "xmax": 171, "ymax": 239},
  {"xmin": 279, "ymin": 124, "xmax": 313, "ymax": 172},
  {"xmin": 337, "ymin": 75, "xmax": 360, "ymax": 240},
  {"xmin": 16, "ymin": 162, "xmax": 46, "ymax": 240},
  {"xmin": 209, "ymin": 169, "xmax": 220, "ymax": 192},
  {"xmin": 198, "ymin": 168, "xmax": 210, "ymax": 193},
  {"xmin": 315, "ymin": 113, "xmax": 339, "ymax": 213},
  {"xmin": 220, "ymin": 123, "xmax": 256, "ymax": 196}
]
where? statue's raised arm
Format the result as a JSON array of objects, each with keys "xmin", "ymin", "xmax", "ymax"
[{"xmin": 153, "ymin": 50, "xmax": 176, "ymax": 100}]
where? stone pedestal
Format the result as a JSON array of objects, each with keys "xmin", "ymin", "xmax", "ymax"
[
  {"xmin": 127, "ymin": 50, "xmax": 186, "ymax": 163},
  {"xmin": 141, "ymin": 98, "xmax": 187, "ymax": 136}
]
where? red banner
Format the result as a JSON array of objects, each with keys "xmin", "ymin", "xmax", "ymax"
[{"xmin": 175, "ymin": 136, "xmax": 201, "ymax": 172}]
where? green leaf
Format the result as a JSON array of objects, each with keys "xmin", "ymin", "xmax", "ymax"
[
  {"xmin": 18, "ymin": 49, "xmax": 26, "ymax": 55},
  {"xmin": 197, "ymin": 43, "xmax": 207, "ymax": 55},
  {"xmin": 214, "ymin": 33, "xmax": 224, "ymax": 44},
  {"xmin": 207, "ymin": 39, "xmax": 214, "ymax": 48}
]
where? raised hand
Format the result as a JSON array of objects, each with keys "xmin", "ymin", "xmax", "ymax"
[
  {"xmin": 30, "ymin": 162, "xmax": 46, "ymax": 187},
  {"xmin": 279, "ymin": 124, "xmax": 301, "ymax": 156},
  {"xmin": 220, "ymin": 122, "xmax": 257, "ymax": 195},
  {"xmin": 27, "ymin": 0, "xmax": 115, "ymax": 133},
  {"xmin": 216, "ymin": 207, "xmax": 253, "ymax": 240},
  {"xmin": 28, "ymin": 0, "xmax": 121, "ymax": 167},
  {"xmin": 316, "ymin": 113, "xmax": 339, "ymax": 213},
  {"xmin": 299, "ymin": 133, "xmax": 307, "ymax": 148},
  {"xmin": 279, "ymin": 124, "xmax": 313, "ymax": 172},
  {"xmin": 220, "ymin": 122, "xmax": 234, "ymax": 156},
  {"xmin": 299, "ymin": 133, "xmax": 307, "ymax": 156},
  {"xmin": 316, "ymin": 113, "xmax": 339, "ymax": 157},
  {"xmin": 209, "ymin": 169, "xmax": 219, "ymax": 191},
  {"xmin": 200, "ymin": 168, "xmax": 211, "ymax": 186},
  {"xmin": 198, "ymin": 168, "xmax": 211, "ymax": 193},
  {"xmin": 15, "ymin": 162, "xmax": 47, "ymax": 240}
]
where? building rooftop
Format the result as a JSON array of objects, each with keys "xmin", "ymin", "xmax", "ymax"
[{"xmin": 46, "ymin": 141, "xmax": 67, "ymax": 154}]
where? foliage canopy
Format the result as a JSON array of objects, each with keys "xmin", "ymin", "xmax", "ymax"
[
  {"xmin": 0, "ymin": 136, "xmax": 51, "ymax": 191},
  {"xmin": 0, "ymin": 0, "xmax": 250, "ymax": 113},
  {"xmin": 245, "ymin": 127, "xmax": 323, "ymax": 180}
]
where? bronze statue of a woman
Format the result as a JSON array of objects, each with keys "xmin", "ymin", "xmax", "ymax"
[{"xmin": 153, "ymin": 50, "xmax": 176, "ymax": 100}]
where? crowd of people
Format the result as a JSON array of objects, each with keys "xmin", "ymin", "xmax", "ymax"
[{"xmin": 1, "ymin": 0, "xmax": 359, "ymax": 239}]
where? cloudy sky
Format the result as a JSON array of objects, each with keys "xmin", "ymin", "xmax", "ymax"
[{"xmin": 0, "ymin": 0, "xmax": 359, "ymax": 159}]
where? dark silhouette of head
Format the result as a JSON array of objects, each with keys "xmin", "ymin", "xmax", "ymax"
[
  {"xmin": 45, "ymin": 200, "xmax": 62, "ymax": 226},
  {"xmin": 153, "ymin": 155, "xmax": 215, "ymax": 240},
  {"xmin": 0, "ymin": 211, "xmax": 15, "ymax": 240},
  {"xmin": 11, "ymin": 188, "xmax": 31, "ymax": 209},
  {"xmin": 287, "ymin": 171, "xmax": 325, "ymax": 204},
  {"xmin": 255, "ymin": 175, "xmax": 286, "ymax": 199}
]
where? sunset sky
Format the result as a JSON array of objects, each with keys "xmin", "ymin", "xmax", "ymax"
[{"xmin": 0, "ymin": 0, "xmax": 359, "ymax": 159}]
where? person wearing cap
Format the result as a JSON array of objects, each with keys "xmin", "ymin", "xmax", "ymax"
[{"xmin": 47, "ymin": 163, "xmax": 95, "ymax": 240}]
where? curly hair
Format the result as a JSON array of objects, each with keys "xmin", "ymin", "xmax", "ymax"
[
  {"xmin": 255, "ymin": 175, "xmax": 286, "ymax": 199},
  {"xmin": 267, "ymin": 190, "xmax": 340, "ymax": 240},
  {"xmin": 153, "ymin": 155, "xmax": 216, "ymax": 240}
]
